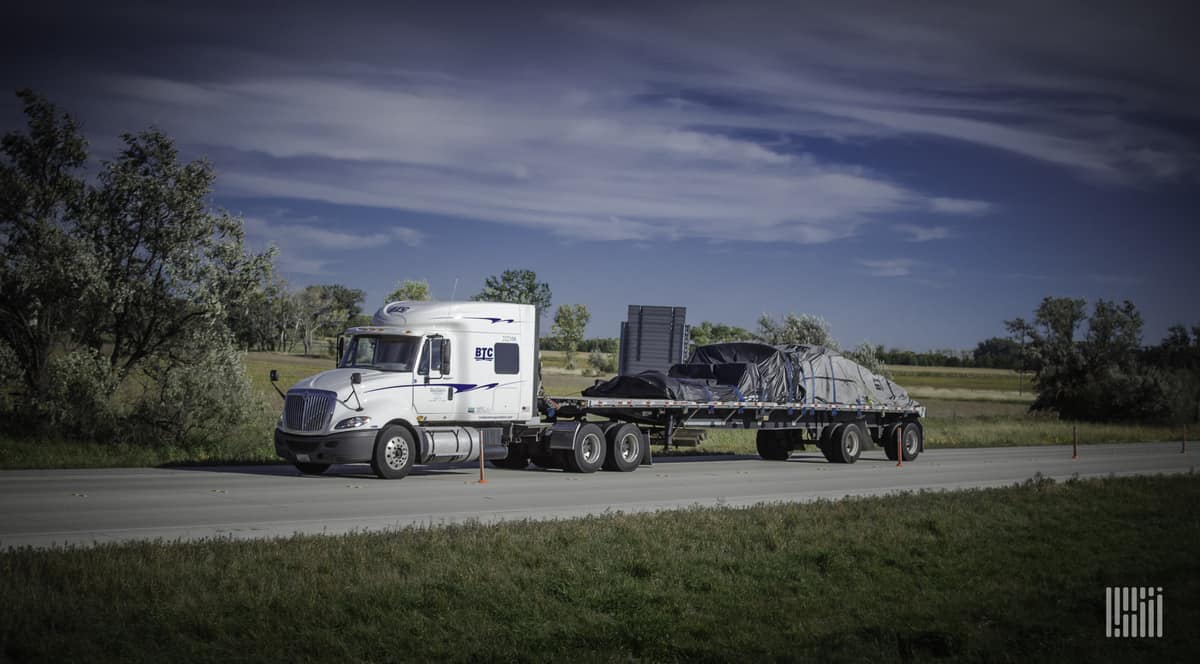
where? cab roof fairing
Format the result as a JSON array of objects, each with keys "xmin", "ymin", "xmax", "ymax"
[{"xmin": 341, "ymin": 301, "xmax": 533, "ymax": 337}]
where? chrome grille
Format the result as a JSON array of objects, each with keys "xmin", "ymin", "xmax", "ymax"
[{"xmin": 283, "ymin": 390, "xmax": 336, "ymax": 432}]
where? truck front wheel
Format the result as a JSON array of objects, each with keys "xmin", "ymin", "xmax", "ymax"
[{"xmin": 371, "ymin": 426, "xmax": 417, "ymax": 479}]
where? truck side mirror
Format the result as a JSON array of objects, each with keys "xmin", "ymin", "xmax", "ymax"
[
  {"xmin": 351, "ymin": 372, "xmax": 362, "ymax": 385},
  {"xmin": 336, "ymin": 335, "xmax": 345, "ymax": 363},
  {"xmin": 269, "ymin": 369, "xmax": 278, "ymax": 382},
  {"xmin": 440, "ymin": 339, "xmax": 451, "ymax": 374}
]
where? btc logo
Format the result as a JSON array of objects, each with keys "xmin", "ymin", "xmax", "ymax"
[{"xmin": 474, "ymin": 347, "xmax": 494, "ymax": 361}]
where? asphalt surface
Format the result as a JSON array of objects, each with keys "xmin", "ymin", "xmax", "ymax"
[{"xmin": 0, "ymin": 442, "xmax": 1194, "ymax": 550}]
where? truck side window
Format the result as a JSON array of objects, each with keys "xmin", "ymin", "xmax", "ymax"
[
  {"xmin": 495, "ymin": 343, "xmax": 519, "ymax": 374},
  {"xmin": 419, "ymin": 337, "xmax": 445, "ymax": 376},
  {"xmin": 417, "ymin": 343, "xmax": 430, "ymax": 375}
]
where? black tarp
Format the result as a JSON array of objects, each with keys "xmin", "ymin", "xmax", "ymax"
[
  {"xmin": 583, "ymin": 342, "xmax": 917, "ymax": 408},
  {"xmin": 581, "ymin": 372, "xmax": 742, "ymax": 401}
]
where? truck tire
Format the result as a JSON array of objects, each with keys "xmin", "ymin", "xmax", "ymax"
[
  {"xmin": 563, "ymin": 423, "xmax": 606, "ymax": 473},
  {"xmin": 294, "ymin": 462, "xmax": 330, "ymax": 475},
  {"xmin": 370, "ymin": 425, "xmax": 417, "ymax": 479},
  {"xmin": 818, "ymin": 424, "xmax": 843, "ymax": 462},
  {"xmin": 490, "ymin": 443, "xmax": 530, "ymax": 470},
  {"xmin": 755, "ymin": 430, "xmax": 790, "ymax": 461},
  {"xmin": 603, "ymin": 423, "xmax": 644, "ymax": 472},
  {"xmin": 901, "ymin": 421, "xmax": 922, "ymax": 461},
  {"xmin": 881, "ymin": 423, "xmax": 901, "ymax": 461},
  {"xmin": 828, "ymin": 423, "xmax": 864, "ymax": 464}
]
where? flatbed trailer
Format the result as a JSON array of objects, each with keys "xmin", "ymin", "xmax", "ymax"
[{"xmin": 522, "ymin": 395, "xmax": 927, "ymax": 467}]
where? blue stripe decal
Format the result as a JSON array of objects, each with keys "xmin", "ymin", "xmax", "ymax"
[{"xmin": 366, "ymin": 382, "xmax": 501, "ymax": 395}]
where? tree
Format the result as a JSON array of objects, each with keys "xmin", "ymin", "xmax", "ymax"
[
  {"xmin": 78, "ymin": 128, "xmax": 274, "ymax": 382},
  {"xmin": 845, "ymin": 341, "xmax": 891, "ymax": 378},
  {"xmin": 473, "ymin": 269, "xmax": 551, "ymax": 316},
  {"xmin": 0, "ymin": 89, "xmax": 93, "ymax": 395},
  {"xmin": 296, "ymin": 285, "xmax": 360, "ymax": 356},
  {"xmin": 756, "ymin": 313, "xmax": 839, "ymax": 349},
  {"xmin": 689, "ymin": 321, "xmax": 752, "ymax": 347},
  {"xmin": 973, "ymin": 336, "xmax": 1021, "ymax": 370},
  {"xmin": 1015, "ymin": 297, "xmax": 1171, "ymax": 421},
  {"xmin": 386, "ymin": 279, "xmax": 432, "ymax": 302},
  {"xmin": 0, "ymin": 91, "xmax": 272, "ymax": 446},
  {"xmin": 552, "ymin": 304, "xmax": 590, "ymax": 370},
  {"xmin": 322, "ymin": 284, "xmax": 365, "ymax": 325},
  {"xmin": 1003, "ymin": 316, "xmax": 1037, "ymax": 393}
]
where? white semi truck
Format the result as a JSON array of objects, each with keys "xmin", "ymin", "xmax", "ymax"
[{"xmin": 272, "ymin": 301, "xmax": 926, "ymax": 479}]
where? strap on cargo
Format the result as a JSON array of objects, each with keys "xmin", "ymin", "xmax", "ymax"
[{"xmin": 828, "ymin": 356, "xmax": 837, "ymax": 416}]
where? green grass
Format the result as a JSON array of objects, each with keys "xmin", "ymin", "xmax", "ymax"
[
  {"xmin": 890, "ymin": 365, "xmax": 1032, "ymax": 392},
  {"xmin": 2, "ymin": 474, "xmax": 1196, "ymax": 662}
]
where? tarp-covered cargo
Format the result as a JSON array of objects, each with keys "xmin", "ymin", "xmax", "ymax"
[{"xmin": 582, "ymin": 342, "xmax": 916, "ymax": 409}]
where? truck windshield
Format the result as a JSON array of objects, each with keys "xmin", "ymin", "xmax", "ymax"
[{"xmin": 340, "ymin": 335, "xmax": 421, "ymax": 372}]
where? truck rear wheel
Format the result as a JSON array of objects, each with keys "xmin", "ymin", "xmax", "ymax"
[
  {"xmin": 603, "ymin": 423, "xmax": 644, "ymax": 472},
  {"xmin": 371, "ymin": 425, "xmax": 416, "ymax": 479},
  {"xmin": 827, "ymin": 423, "xmax": 864, "ymax": 464},
  {"xmin": 564, "ymin": 423, "xmax": 606, "ymax": 473},
  {"xmin": 755, "ymin": 430, "xmax": 791, "ymax": 461}
]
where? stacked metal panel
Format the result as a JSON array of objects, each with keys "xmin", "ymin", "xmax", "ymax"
[{"xmin": 618, "ymin": 305, "xmax": 688, "ymax": 376}]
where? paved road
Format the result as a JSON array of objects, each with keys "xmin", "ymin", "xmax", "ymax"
[{"xmin": 1, "ymin": 443, "xmax": 1194, "ymax": 549}]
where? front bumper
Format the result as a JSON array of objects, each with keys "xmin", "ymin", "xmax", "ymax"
[{"xmin": 274, "ymin": 428, "xmax": 377, "ymax": 465}]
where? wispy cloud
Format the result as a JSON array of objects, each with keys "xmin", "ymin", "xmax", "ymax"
[
  {"xmin": 242, "ymin": 215, "xmax": 423, "ymax": 275},
  {"xmin": 930, "ymin": 198, "xmax": 992, "ymax": 215},
  {"xmin": 894, "ymin": 224, "xmax": 951, "ymax": 242},
  {"xmin": 859, "ymin": 258, "xmax": 917, "ymax": 277}
]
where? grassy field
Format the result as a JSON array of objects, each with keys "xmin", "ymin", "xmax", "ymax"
[
  {"xmin": 0, "ymin": 352, "xmax": 1189, "ymax": 469},
  {"xmin": 1, "ymin": 474, "xmax": 1196, "ymax": 662}
]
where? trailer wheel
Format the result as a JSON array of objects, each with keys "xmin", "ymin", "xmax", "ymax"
[
  {"xmin": 819, "ymin": 424, "xmax": 843, "ymax": 462},
  {"xmin": 881, "ymin": 424, "xmax": 900, "ymax": 461},
  {"xmin": 755, "ymin": 430, "xmax": 791, "ymax": 461},
  {"xmin": 370, "ymin": 425, "xmax": 416, "ymax": 479},
  {"xmin": 829, "ymin": 423, "xmax": 864, "ymax": 464},
  {"xmin": 564, "ymin": 423, "xmax": 606, "ymax": 473},
  {"xmin": 294, "ymin": 462, "xmax": 330, "ymax": 475},
  {"xmin": 901, "ymin": 421, "xmax": 922, "ymax": 461},
  {"xmin": 603, "ymin": 423, "xmax": 644, "ymax": 472}
]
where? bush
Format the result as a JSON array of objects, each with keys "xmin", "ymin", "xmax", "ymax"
[
  {"xmin": 134, "ymin": 332, "xmax": 258, "ymax": 448},
  {"xmin": 44, "ymin": 348, "xmax": 121, "ymax": 440},
  {"xmin": 588, "ymin": 349, "xmax": 615, "ymax": 374}
]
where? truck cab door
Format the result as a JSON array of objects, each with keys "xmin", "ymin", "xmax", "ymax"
[{"xmin": 412, "ymin": 336, "xmax": 455, "ymax": 421}]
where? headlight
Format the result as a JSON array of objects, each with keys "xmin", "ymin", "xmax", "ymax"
[{"xmin": 335, "ymin": 416, "xmax": 372, "ymax": 430}]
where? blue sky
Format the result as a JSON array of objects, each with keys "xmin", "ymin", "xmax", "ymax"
[{"xmin": 2, "ymin": 0, "xmax": 1197, "ymax": 349}]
